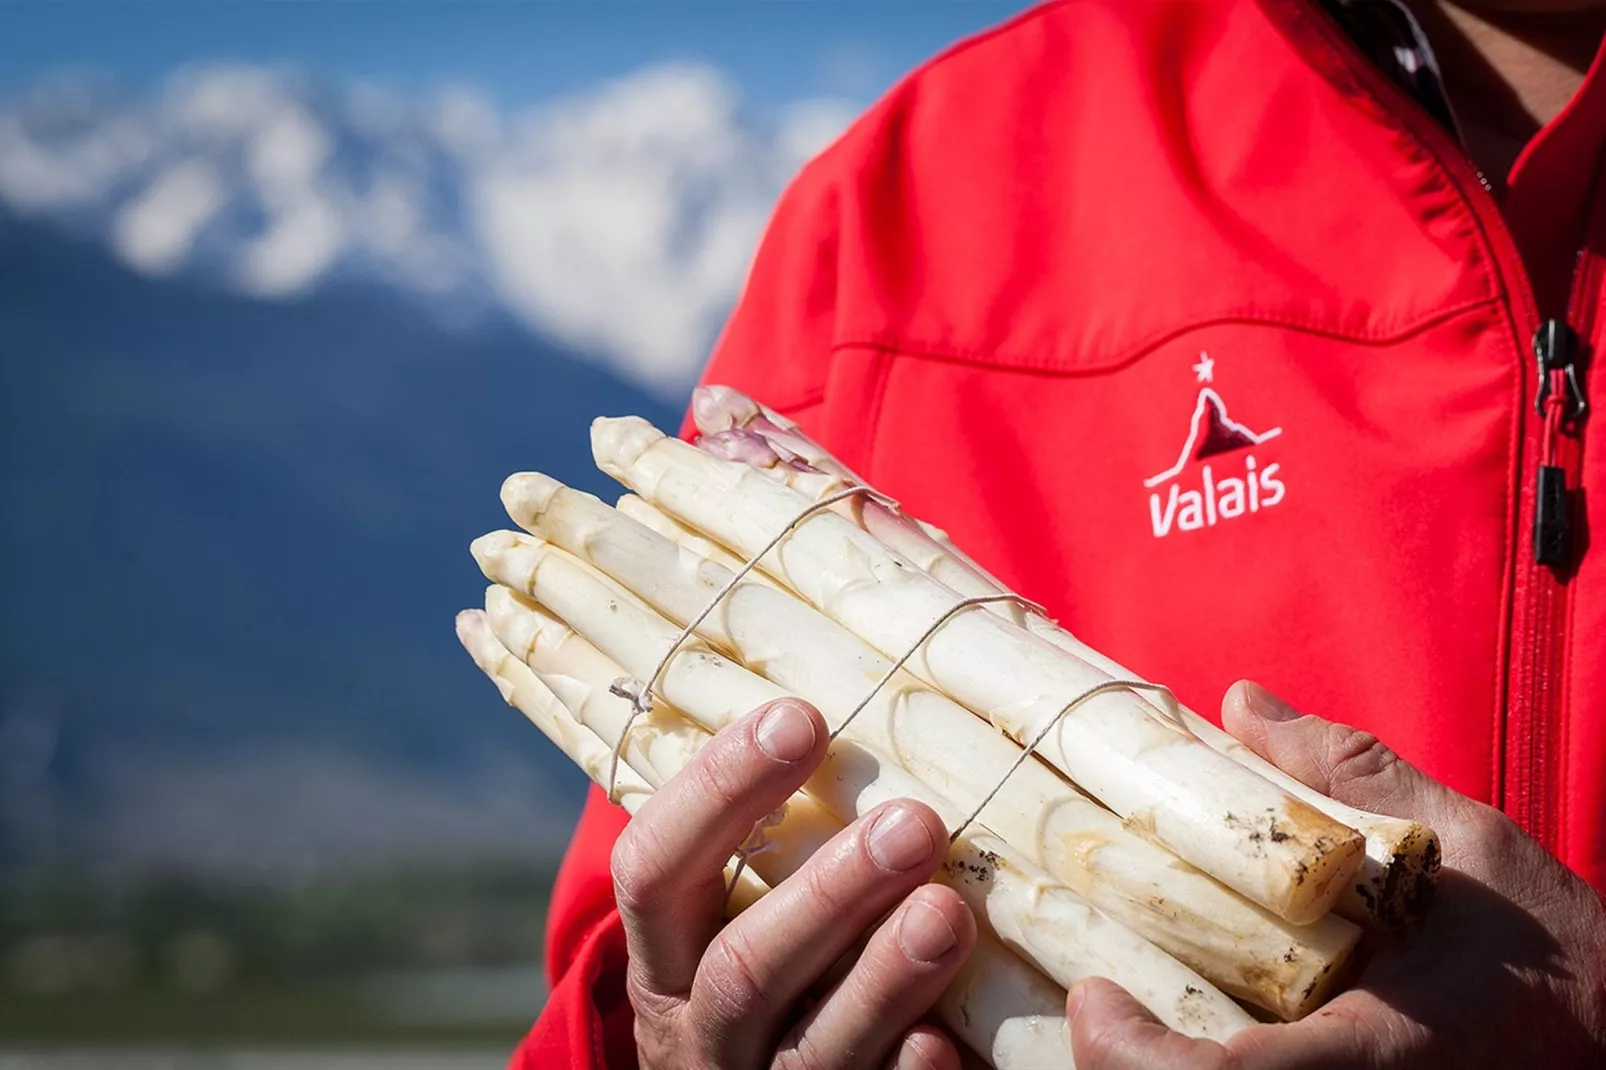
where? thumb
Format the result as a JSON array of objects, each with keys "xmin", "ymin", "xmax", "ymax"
[
  {"xmin": 1221, "ymin": 681, "xmax": 1457, "ymax": 826},
  {"xmin": 1066, "ymin": 978, "xmax": 1230, "ymax": 1070}
]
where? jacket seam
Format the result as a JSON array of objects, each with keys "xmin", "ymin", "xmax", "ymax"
[
  {"xmin": 829, "ymin": 295, "xmax": 1505, "ymax": 377},
  {"xmin": 768, "ymin": 386, "xmax": 826, "ymax": 416},
  {"xmin": 861, "ymin": 352, "xmax": 895, "ymax": 484}
]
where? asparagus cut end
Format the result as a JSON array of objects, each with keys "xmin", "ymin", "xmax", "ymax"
[
  {"xmin": 1262, "ymin": 798, "xmax": 1368, "ymax": 925},
  {"xmin": 1352, "ymin": 823, "xmax": 1441, "ymax": 926}
]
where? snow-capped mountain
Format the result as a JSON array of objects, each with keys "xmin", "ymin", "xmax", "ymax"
[
  {"xmin": 0, "ymin": 63, "xmax": 855, "ymax": 394},
  {"xmin": 0, "ymin": 63, "xmax": 855, "ymax": 881}
]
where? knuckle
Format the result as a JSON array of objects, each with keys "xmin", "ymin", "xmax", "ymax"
[
  {"xmin": 1323, "ymin": 723, "xmax": 1398, "ymax": 789},
  {"xmin": 692, "ymin": 734, "xmax": 765, "ymax": 812},
  {"xmin": 798, "ymin": 846, "xmax": 856, "ymax": 911},
  {"xmin": 611, "ymin": 823, "xmax": 676, "ymax": 918},
  {"xmin": 694, "ymin": 928, "xmax": 775, "ymax": 1027}
]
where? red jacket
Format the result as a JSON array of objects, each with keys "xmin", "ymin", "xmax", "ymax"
[{"xmin": 516, "ymin": 1, "xmax": 1606, "ymax": 1064}]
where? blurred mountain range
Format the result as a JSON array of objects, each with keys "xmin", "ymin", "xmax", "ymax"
[
  {"xmin": 0, "ymin": 212, "xmax": 679, "ymax": 882},
  {"xmin": 0, "ymin": 61, "xmax": 847, "ymax": 883},
  {"xmin": 0, "ymin": 63, "xmax": 849, "ymax": 394}
]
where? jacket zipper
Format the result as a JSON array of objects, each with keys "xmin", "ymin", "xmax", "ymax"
[
  {"xmin": 1287, "ymin": 0, "xmax": 1589, "ymax": 851},
  {"xmin": 1532, "ymin": 320, "xmax": 1585, "ymax": 569},
  {"xmin": 1510, "ymin": 246, "xmax": 1595, "ymax": 848}
]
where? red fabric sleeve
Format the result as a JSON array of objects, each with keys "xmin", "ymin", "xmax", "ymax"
[{"xmin": 507, "ymin": 155, "xmax": 847, "ymax": 1070}]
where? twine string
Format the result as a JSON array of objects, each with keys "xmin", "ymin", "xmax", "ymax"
[
  {"xmin": 827, "ymin": 592, "xmax": 1045, "ymax": 743},
  {"xmin": 723, "ymin": 805, "xmax": 785, "ymax": 909},
  {"xmin": 946, "ymin": 679, "xmax": 1176, "ymax": 844},
  {"xmin": 604, "ymin": 484, "xmax": 895, "ymax": 803}
]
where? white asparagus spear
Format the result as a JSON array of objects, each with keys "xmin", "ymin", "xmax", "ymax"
[
  {"xmin": 472, "ymin": 536, "xmax": 1255, "ymax": 1039},
  {"xmin": 484, "ymin": 584, "xmax": 843, "ymax": 877},
  {"xmin": 459, "ymin": 604, "xmax": 1076, "ymax": 1067},
  {"xmin": 941, "ymin": 938, "xmax": 1072, "ymax": 1070},
  {"xmin": 592, "ymin": 416, "xmax": 1365, "ymax": 925},
  {"xmin": 502, "ymin": 476, "xmax": 1357, "ymax": 1018},
  {"xmin": 708, "ymin": 409, "xmax": 1438, "ymax": 928},
  {"xmin": 455, "ymin": 607, "xmax": 770, "ymax": 909},
  {"xmin": 616, "ymin": 493, "xmax": 787, "ymax": 593}
]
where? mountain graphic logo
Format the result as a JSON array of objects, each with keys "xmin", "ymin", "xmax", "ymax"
[
  {"xmin": 1143, "ymin": 386, "xmax": 1286, "ymax": 538},
  {"xmin": 1143, "ymin": 388, "xmax": 1282, "ymax": 489}
]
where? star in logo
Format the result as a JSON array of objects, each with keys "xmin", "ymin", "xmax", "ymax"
[{"xmin": 1192, "ymin": 351, "xmax": 1215, "ymax": 383}]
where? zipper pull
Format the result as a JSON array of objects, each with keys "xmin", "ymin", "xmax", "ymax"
[
  {"xmin": 1533, "ymin": 319, "xmax": 1585, "ymax": 568},
  {"xmin": 1535, "ymin": 465, "xmax": 1569, "ymax": 568}
]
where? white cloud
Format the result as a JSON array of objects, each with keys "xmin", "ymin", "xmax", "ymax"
[
  {"xmin": 0, "ymin": 61, "xmax": 859, "ymax": 394},
  {"xmin": 111, "ymin": 159, "xmax": 226, "ymax": 274},
  {"xmin": 358, "ymin": 172, "xmax": 423, "ymax": 255},
  {"xmin": 166, "ymin": 63, "xmax": 296, "ymax": 138},
  {"xmin": 468, "ymin": 63, "xmax": 853, "ymax": 392},
  {"xmin": 236, "ymin": 189, "xmax": 345, "ymax": 297},
  {"xmin": 430, "ymin": 85, "xmax": 502, "ymax": 161},
  {"xmin": 248, "ymin": 104, "xmax": 331, "ymax": 193}
]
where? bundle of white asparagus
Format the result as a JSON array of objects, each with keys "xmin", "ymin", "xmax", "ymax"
[{"xmin": 456, "ymin": 385, "xmax": 1441, "ymax": 1069}]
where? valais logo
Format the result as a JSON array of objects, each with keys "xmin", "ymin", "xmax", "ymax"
[{"xmin": 1145, "ymin": 353, "xmax": 1285, "ymax": 539}]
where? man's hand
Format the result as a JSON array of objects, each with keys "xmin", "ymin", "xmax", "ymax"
[
  {"xmin": 613, "ymin": 696, "xmax": 977, "ymax": 1070},
  {"xmin": 1068, "ymin": 681, "xmax": 1606, "ymax": 1069}
]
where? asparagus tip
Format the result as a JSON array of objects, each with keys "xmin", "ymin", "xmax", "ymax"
[
  {"xmin": 501, "ymin": 471, "xmax": 564, "ymax": 528},
  {"xmin": 469, "ymin": 530, "xmax": 522, "ymax": 574},
  {"xmin": 471, "ymin": 530, "xmax": 553, "ymax": 595},
  {"xmin": 455, "ymin": 608, "xmax": 514, "ymax": 698},
  {"xmin": 591, "ymin": 415, "xmax": 665, "ymax": 476},
  {"xmin": 691, "ymin": 384, "xmax": 760, "ymax": 434},
  {"xmin": 454, "ymin": 608, "xmax": 488, "ymax": 647},
  {"xmin": 483, "ymin": 583, "xmax": 529, "ymax": 632},
  {"xmin": 483, "ymin": 584, "xmax": 572, "ymax": 664},
  {"xmin": 699, "ymin": 428, "xmax": 782, "ymax": 467}
]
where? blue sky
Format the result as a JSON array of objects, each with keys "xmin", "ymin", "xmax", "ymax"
[{"xmin": 0, "ymin": 2, "xmax": 1030, "ymax": 111}]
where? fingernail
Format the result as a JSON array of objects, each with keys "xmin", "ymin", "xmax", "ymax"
[
  {"xmin": 894, "ymin": 1042, "xmax": 930, "ymax": 1070},
  {"xmin": 755, "ymin": 700, "xmax": 816, "ymax": 762},
  {"xmin": 897, "ymin": 899, "xmax": 959, "ymax": 964},
  {"xmin": 867, "ymin": 805, "xmax": 934, "ymax": 872},
  {"xmin": 1244, "ymin": 683, "xmax": 1299, "ymax": 723},
  {"xmin": 895, "ymin": 1034, "xmax": 941, "ymax": 1070}
]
